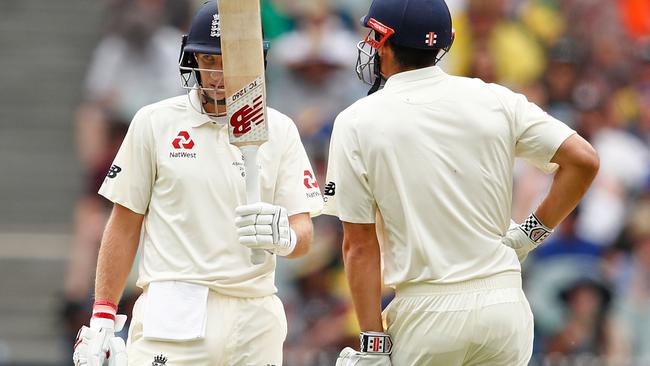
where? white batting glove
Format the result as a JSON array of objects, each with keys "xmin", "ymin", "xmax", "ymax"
[
  {"xmin": 235, "ymin": 202, "xmax": 296, "ymax": 256},
  {"xmin": 502, "ymin": 213, "xmax": 553, "ymax": 263},
  {"xmin": 73, "ymin": 300, "xmax": 128, "ymax": 366},
  {"xmin": 336, "ymin": 332, "xmax": 393, "ymax": 366}
]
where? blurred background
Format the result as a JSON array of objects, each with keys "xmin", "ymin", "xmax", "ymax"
[{"xmin": 1, "ymin": 0, "xmax": 650, "ymax": 365}]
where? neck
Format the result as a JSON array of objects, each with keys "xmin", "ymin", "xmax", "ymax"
[{"xmin": 200, "ymin": 91, "xmax": 226, "ymax": 115}]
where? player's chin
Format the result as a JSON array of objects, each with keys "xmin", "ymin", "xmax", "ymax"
[{"xmin": 204, "ymin": 89, "xmax": 225, "ymax": 99}]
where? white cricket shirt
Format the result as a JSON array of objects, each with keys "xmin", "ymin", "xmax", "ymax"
[
  {"xmin": 323, "ymin": 66, "xmax": 575, "ymax": 287},
  {"xmin": 99, "ymin": 90, "xmax": 323, "ymax": 297}
]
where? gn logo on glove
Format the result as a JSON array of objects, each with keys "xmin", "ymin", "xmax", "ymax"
[{"xmin": 106, "ymin": 165, "xmax": 122, "ymax": 179}]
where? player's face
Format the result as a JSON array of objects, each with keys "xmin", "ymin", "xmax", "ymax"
[
  {"xmin": 195, "ymin": 53, "xmax": 225, "ymax": 93},
  {"xmin": 195, "ymin": 53, "xmax": 226, "ymax": 114}
]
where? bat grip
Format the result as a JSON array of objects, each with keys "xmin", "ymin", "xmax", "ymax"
[{"xmin": 242, "ymin": 146, "xmax": 266, "ymax": 265}]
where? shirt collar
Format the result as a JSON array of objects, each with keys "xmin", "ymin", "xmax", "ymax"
[
  {"xmin": 383, "ymin": 65, "xmax": 447, "ymax": 89},
  {"xmin": 186, "ymin": 89, "xmax": 228, "ymax": 127}
]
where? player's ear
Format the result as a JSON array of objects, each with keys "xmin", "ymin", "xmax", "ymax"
[
  {"xmin": 378, "ymin": 41, "xmax": 394, "ymax": 63},
  {"xmin": 377, "ymin": 40, "xmax": 390, "ymax": 58}
]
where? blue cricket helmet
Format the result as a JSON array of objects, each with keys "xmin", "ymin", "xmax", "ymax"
[
  {"xmin": 362, "ymin": 0, "xmax": 454, "ymax": 51},
  {"xmin": 179, "ymin": 1, "xmax": 269, "ymax": 73},
  {"xmin": 356, "ymin": 0, "xmax": 454, "ymax": 94}
]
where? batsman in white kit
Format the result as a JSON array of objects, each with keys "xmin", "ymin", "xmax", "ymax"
[
  {"xmin": 72, "ymin": 1, "xmax": 323, "ymax": 365},
  {"xmin": 326, "ymin": 0, "xmax": 599, "ymax": 365}
]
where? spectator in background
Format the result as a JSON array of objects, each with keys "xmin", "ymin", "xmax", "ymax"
[
  {"xmin": 62, "ymin": 0, "xmax": 187, "ymax": 352},
  {"xmin": 610, "ymin": 198, "xmax": 650, "ymax": 364},
  {"xmin": 448, "ymin": 0, "xmax": 546, "ymax": 88},
  {"xmin": 543, "ymin": 37, "xmax": 582, "ymax": 128},
  {"xmin": 573, "ymin": 78, "xmax": 650, "ymax": 246},
  {"xmin": 631, "ymin": 42, "xmax": 650, "ymax": 147},
  {"xmin": 545, "ymin": 277, "xmax": 615, "ymax": 363},
  {"xmin": 267, "ymin": 0, "xmax": 365, "ymax": 164}
]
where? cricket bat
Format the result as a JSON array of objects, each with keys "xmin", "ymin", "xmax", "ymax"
[{"xmin": 219, "ymin": 0, "xmax": 269, "ymax": 265}]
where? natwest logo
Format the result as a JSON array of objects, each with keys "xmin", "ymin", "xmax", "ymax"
[
  {"xmin": 172, "ymin": 131, "xmax": 195, "ymax": 149},
  {"xmin": 303, "ymin": 170, "xmax": 319, "ymax": 189}
]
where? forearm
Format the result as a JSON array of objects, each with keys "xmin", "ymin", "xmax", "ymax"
[
  {"xmin": 287, "ymin": 212, "xmax": 313, "ymax": 258},
  {"xmin": 343, "ymin": 237, "xmax": 383, "ymax": 332},
  {"xmin": 535, "ymin": 135, "xmax": 599, "ymax": 228},
  {"xmin": 535, "ymin": 165, "xmax": 596, "ymax": 228},
  {"xmin": 94, "ymin": 206, "xmax": 142, "ymax": 304}
]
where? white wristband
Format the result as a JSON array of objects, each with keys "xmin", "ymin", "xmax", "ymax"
[{"xmin": 519, "ymin": 213, "xmax": 553, "ymax": 245}]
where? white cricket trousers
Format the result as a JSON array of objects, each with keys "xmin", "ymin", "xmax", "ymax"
[
  {"xmin": 126, "ymin": 288, "xmax": 287, "ymax": 366},
  {"xmin": 385, "ymin": 272, "xmax": 533, "ymax": 366}
]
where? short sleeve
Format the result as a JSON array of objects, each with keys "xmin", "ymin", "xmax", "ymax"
[
  {"xmin": 98, "ymin": 107, "xmax": 156, "ymax": 214},
  {"xmin": 273, "ymin": 122, "xmax": 324, "ymax": 217},
  {"xmin": 490, "ymin": 84, "xmax": 576, "ymax": 174},
  {"xmin": 322, "ymin": 108, "xmax": 376, "ymax": 223}
]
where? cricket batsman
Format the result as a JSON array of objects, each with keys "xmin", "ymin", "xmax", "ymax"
[
  {"xmin": 72, "ymin": 2, "xmax": 323, "ymax": 365},
  {"xmin": 325, "ymin": 0, "xmax": 599, "ymax": 365}
]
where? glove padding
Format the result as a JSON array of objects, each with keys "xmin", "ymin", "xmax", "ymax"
[
  {"xmin": 235, "ymin": 202, "xmax": 296, "ymax": 256},
  {"xmin": 502, "ymin": 213, "xmax": 553, "ymax": 263},
  {"xmin": 335, "ymin": 347, "xmax": 392, "ymax": 366},
  {"xmin": 73, "ymin": 315, "xmax": 127, "ymax": 366}
]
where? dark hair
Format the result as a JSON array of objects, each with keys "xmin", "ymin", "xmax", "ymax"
[{"xmin": 388, "ymin": 39, "xmax": 441, "ymax": 69}]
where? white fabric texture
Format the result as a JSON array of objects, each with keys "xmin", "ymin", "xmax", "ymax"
[
  {"xmin": 127, "ymin": 288, "xmax": 287, "ymax": 365},
  {"xmin": 142, "ymin": 281, "xmax": 208, "ymax": 341},
  {"xmin": 386, "ymin": 274, "xmax": 533, "ymax": 366},
  {"xmin": 98, "ymin": 91, "xmax": 323, "ymax": 297},
  {"xmin": 323, "ymin": 66, "xmax": 575, "ymax": 286}
]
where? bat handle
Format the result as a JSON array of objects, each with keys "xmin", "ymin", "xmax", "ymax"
[{"xmin": 242, "ymin": 146, "xmax": 266, "ymax": 265}]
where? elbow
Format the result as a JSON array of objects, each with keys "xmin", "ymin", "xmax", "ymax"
[
  {"xmin": 558, "ymin": 135, "xmax": 600, "ymax": 180},
  {"xmin": 576, "ymin": 144, "xmax": 600, "ymax": 180}
]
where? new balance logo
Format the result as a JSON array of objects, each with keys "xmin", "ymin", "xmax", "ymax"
[
  {"xmin": 230, "ymin": 95, "xmax": 264, "ymax": 137},
  {"xmin": 106, "ymin": 165, "xmax": 121, "ymax": 179},
  {"xmin": 324, "ymin": 181, "xmax": 336, "ymax": 196}
]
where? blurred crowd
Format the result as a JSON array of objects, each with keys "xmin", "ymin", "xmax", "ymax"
[{"xmin": 62, "ymin": 0, "xmax": 650, "ymax": 365}]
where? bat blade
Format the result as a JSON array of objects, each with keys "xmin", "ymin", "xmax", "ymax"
[
  {"xmin": 219, "ymin": 0, "xmax": 269, "ymax": 265},
  {"xmin": 219, "ymin": 0, "xmax": 268, "ymax": 147}
]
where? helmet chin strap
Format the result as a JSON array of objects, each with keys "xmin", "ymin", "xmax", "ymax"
[
  {"xmin": 199, "ymin": 89, "xmax": 227, "ymax": 117},
  {"xmin": 368, "ymin": 53, "xmax": 383, "ymax": 95},
  {"xmin": 200, "ymin": 90, "xmax": 226, "ymax": 106}
]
